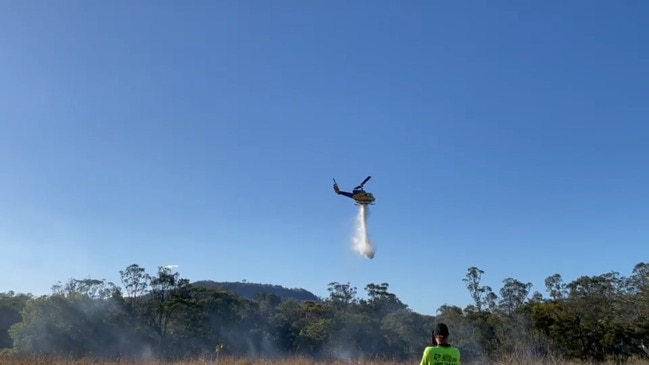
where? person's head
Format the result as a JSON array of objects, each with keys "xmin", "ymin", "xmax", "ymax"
[{"xmin": 434, "ymin": 323, "xmax": 450, "ymax": 344}]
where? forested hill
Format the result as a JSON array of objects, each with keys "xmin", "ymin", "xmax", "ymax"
[
  {"xmin": 1, "ymin": 262, "xmax": 647, "ymax": 363},
  {"xmin": 191, "ymin": 280, "xmax": 321, "ymax": 302}
]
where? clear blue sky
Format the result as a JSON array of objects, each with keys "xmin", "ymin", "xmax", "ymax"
[{"xmin": 1, "ymin": 0, "xmax": 647, "ymax": 315}]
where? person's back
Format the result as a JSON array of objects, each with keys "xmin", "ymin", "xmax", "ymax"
[
  {"xmin": 420, "ymin": 323, "xmax": 461, "ymax": 365},
  {"xmin": 420, "ymin": 344, "xmax": 461, "ymax": 365}
]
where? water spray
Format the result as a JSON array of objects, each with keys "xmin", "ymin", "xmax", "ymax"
[{"xmin": 352, "ymin": 204, "xmax": 375, "ymax": 259}]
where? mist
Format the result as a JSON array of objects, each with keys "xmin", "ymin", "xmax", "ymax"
[{"xmin": 2, "ymin": 262, "xmax": 648, "ymax": 364}]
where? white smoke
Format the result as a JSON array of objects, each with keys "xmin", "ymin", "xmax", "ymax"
[{"xmin": 352, "ymin": 204, "xmax": 375, "ymax": 259}]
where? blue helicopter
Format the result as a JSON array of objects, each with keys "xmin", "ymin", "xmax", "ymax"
[{"xmin": 333, "ymin": 176, "xmax": 375, "ymax": 205}]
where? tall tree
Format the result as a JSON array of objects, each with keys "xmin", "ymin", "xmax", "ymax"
[
  {"xmin": 119, "ymin": 264, "xmax": 150, "ymax": 305},
  {"xmin": 498, "ymin": 278, "xmax": 532, "ymax": 316},
  {"xmin": 326, "ymin": 282, "xmax": 358, "ymax": 309},
  {"xmin": 544, "ymin": 273, "xmax": 567, "ymax": 301},
  {"xmin": 140, "ymin": 266, "xmax": 192, "ymax": 357},
  {"xmin": 0, "ymin": 292, "xmax": 31, "ymax": 349}
]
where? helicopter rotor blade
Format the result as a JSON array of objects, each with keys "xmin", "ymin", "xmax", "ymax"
[{"xmin": 353, "ymin": 176, "xmax": 372, "ymax": 190}]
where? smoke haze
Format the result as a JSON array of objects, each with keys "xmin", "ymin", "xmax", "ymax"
[{"xmin": 352, "ymin": 204, "xmax": 375, "ymax": 259}]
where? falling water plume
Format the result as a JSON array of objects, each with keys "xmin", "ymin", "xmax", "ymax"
[{"xmin": 352, "ymin": 204, "xmax": 375, "ymax": 259}]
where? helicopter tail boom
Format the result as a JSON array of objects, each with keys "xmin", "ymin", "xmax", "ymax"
[{"xmin": 333, "ymin": 178, "xmax": 355, "ymax": 198}]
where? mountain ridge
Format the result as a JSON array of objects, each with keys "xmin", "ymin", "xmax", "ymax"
[{"xmin": 191, "ymin": 280, "xmax": 322, "ymax": 302}]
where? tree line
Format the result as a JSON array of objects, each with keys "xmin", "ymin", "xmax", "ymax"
[{"xmin": 0, "ymin": 262, "xmax": 647, "ymax": 363}]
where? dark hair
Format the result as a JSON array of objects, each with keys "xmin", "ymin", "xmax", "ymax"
[{"xmin": 434, "ymin": 323, "xmax": 450, "ymax": 338}]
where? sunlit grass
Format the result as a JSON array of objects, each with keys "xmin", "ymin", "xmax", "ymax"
[{"xmin": 1, "ymin": 354, "xmax": 649, "ymax": 365}]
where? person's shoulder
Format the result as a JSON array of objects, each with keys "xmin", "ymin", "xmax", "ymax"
[{"xmin": 422, "ymin": 346, "xmax": 437, "ymax": 354}]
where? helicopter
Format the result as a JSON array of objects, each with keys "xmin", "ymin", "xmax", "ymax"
[{"xmin": 333, "ymin": 176, "xmax": 376, "ymax": 205}]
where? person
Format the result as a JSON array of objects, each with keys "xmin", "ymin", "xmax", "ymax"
[{"xmin": 420, "ymin": 323, "xmax": 461, "ymax": 365}]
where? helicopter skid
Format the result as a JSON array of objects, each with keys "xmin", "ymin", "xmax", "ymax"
[{"xmin": 355, "ymin": 202, "xmax": 375, "ymax": 206}]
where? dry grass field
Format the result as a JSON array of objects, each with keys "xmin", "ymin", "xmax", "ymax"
[{"xmin": 1, "ymin": 355, "xmax": 649, "ymax": 365}]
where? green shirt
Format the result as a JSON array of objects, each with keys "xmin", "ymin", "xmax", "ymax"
[{"xmin": 420, "ymin": 345, "xmax": 461, "ymax": 365}]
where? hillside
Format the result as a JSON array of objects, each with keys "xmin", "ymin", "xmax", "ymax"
[{"xmin": 191, "ymin": 280, "xmax": 321, "ymax": 302}]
